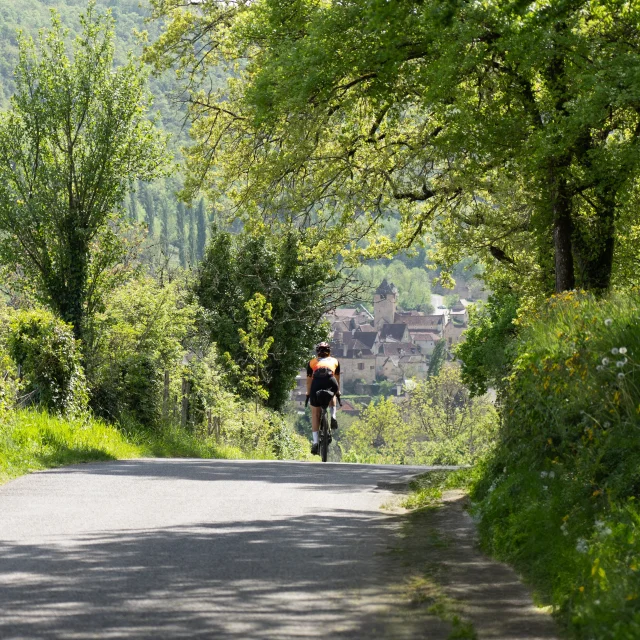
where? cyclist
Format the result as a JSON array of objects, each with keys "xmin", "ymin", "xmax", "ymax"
[{"xmin": 305, "ymin": 341, "xmax": 340, "ymax": 455}]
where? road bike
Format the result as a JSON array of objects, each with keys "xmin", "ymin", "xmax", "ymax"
[{"xmin": 318, "ymin": 395, "xmax": 341, "ymax": 463}]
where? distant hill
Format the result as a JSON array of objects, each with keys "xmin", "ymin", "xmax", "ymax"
[{"xmin": 0, "ymin": 0, "xmax": 186, "ymax": 143}]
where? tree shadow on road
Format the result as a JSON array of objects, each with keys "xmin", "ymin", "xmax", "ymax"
[{"xmin": 0, "ymin": 509, "xmax": 445, "ymax": 640}]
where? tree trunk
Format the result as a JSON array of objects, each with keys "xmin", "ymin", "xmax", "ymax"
[{"xmin": 551, "ymin": 172, "xmax": 575, "ymax": 292}]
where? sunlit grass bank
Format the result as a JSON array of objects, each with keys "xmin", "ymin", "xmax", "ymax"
[
  {"xmin": 471, "ymin": 291, "xmax": 640, "ymax": 639},
  {"xmin": 0, "ymin": 409, "xmax": 251, "ymax": 484}
]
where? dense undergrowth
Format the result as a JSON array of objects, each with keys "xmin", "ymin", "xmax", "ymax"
[{"xmin": 470, "ymin": 291, "xmax": 640, "ymax": 640}]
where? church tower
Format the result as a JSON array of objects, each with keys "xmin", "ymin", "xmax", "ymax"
[{"xmin": 373, "ymin": 279, "xmax": 398, "ymax": 330}]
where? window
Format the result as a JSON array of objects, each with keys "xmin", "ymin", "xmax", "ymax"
[
  {"xmin": 357, "ymin": 362, "xmax": 365, "ymax": 370},
  {"xmin": 370, "ymin": 366, "xmax": 375, "ymax": 370}
]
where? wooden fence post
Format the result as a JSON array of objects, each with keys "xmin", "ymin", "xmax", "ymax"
[
  {"xmin": 181, "ymin": 378, "xmax": 190, "ymax": 428},
  {"xmin": 162, "ymin": 370, "xmax": 170, "ymax": 421}
]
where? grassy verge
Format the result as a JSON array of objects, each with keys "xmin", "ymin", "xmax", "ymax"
[
  {"xmin": 402, "ymin": 468, "xmax": 476, "ymax": 510},
  {"xmin": 470, "ymin": 291, "xmax": 640, "ymax": 639},
  {"xmin": 0, "ymin": 408, "xmax": 252, "ymax": 485}
]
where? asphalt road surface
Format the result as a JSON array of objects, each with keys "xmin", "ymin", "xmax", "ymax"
[
  {"xmin": 0, "ymin": 459, "xmax": 558, "ymax": 640},
  {"xmin": 0, "ymin": 459, "xmax": 447, "ymax": 639}
]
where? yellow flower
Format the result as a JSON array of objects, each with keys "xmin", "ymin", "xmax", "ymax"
[{"xmin": 579, "ymin": 586, "xmax": 585, "ymax": 593}]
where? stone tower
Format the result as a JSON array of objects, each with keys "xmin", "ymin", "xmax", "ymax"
[{"xmin": 373, "ymin": 279, "xmax": 398, "ymax": 330}]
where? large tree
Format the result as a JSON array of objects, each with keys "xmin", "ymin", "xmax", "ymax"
[
  {"xmin": 195, "ymin": 227, "xmax": 363, "ymax": 410},
  {"xmin": 148, "ymin": 0, "xmax": 640, "ymax": 294},
  {"xmin": 0, "ymin": 3, "xmax": 167, "ymax": 338}
]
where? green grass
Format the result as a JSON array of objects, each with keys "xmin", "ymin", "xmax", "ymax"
[
  {"xmin": 402, "ymin": 469, "xmax": 476, "ymax": 510},
  {"xmin": 0, "ymin": 408, "xmax": 251, "ymax": 484}
]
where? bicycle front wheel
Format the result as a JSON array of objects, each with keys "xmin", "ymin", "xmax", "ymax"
[{"xmin": 320, "ymin": 411, "xmax": 329, "ymax": 462}]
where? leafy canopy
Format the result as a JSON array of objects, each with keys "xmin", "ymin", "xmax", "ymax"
[
  {"xmin": 0, "ymin": 3, "xmax": 167, "ymax": 337},
  {"xmin": 148, "ymin": 0, "xmax": 640, "ymax": 294}
]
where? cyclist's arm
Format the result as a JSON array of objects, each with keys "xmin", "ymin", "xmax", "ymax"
[{"xmin": 306, "ymin": 361, "xmax": 313, "ymax": 396}]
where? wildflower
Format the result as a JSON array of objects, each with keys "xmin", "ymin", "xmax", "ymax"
[
  {"xmin": 605, "ymin": 318, "xmax": 613, "ymax": 326},
  {"xmin": 602, "ymin": 358, "xmax": 610, "ymax": 365},
  {"xmin": 596, "ymin": 365, "xmax": 603, "ymax": 371},
  {"xmin": 617, "ymin": 359, "xmax": 627, "ymax": 367},
  {"xmin": 604, "ymin": 421, "xmax": 611, "ymax": 428},
  {"xmin": 561, "ymin": 522, "xmax": 568, "ymax": 536},
  {"xmin": 540, "ymin": 471, "xmax": 548, "ymax": 478},
  {"xmin": 619, "ymin": 347, "xmax": 628, "ymax": 355},
  {"xmin": 543, "ymin": 485, "xmax": 548, "ymax": 491},
  {"xmin": 618, "ymin": 372, "xmax": 625, "ymax": 380},
  {"xmin": 611, "ymin": 347, "xmax": 619, "ymax": 355},
  {"xmin": 549, "ymin": 471, "xmax": 555, "ymax": 479},
  {"xmin": 576, "ymin": 539, "xmax": 589, "ymax": 554},
  {"xmin": 594, "ymin": 600, "xmax": 601, "ymax": 605}
]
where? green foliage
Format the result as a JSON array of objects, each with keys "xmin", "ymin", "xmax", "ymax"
[
  {"xmin": 86, "ymin": 273, "xmax": 197, "ymax": 426},
  {"xmin": 6, "ymin": 308, "xmax": 88, "ymax": 416},
  {"xmin": 0, "ymin": 301, "xmax": 19, "ymax": 416},
  {"xmin": 0, "ymin": 4, "xmax": 167, "ymax": 337},
  {"xmin": 195, "ymin": 226, "xmax": 356, "ymax": 410},
  {"xmin": 148, "ymin": 0, "xmax": 640, "ymax": 295},
  {"xmin": 341, "ymin": 366, "xmax": 498, "ymax": 465},
  {"xmin": 235, "ymin": 293, "xmax": 274, "ymax": 404},
  {"xmin": 455, "ymin": 291, "xmax": 520, "ymax": 396},
  {"xmin": 472, "ymin": 290, "xmax": 640, "ymax": 639}
]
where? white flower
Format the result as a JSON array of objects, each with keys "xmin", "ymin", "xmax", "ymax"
[
  {"xmin": 611, "ymin": 347, "xmax": 619, "ymax": 355},
  {"xmin": 561, "ymin": 522, "xmax": 569, "ymax": 536},
  {"xmin": 576, "ymin": 538, "xmax": 589, "ymax": 553},
  {"xmin": 540, "ymin": 471, "xmax": 548, "ymax": 478},
  {"xmin": 596, "ymin": 365, "xmax": 603, "ymax": 371},
  {"xmin": 605, "ymin": 318, "xmax": 613, "ymax": 327},
  {"xmin": 618, "ymin": 373, "xmax": 625, "ymax": 380},
  {"xmin": 604, "ymin": 422, "xmax": 611, "ymax": 428},
  {"xmin": 549, "ymin": 471, "xmax": 556, "ymax": 479},
  {"xmin": 503, "ymin": 467, "xmax": 507, "ymax": 473},
  {"xmin": 543, "ymin": 485, "xmax": 548, "ymax": 491},
  {"xmin": 602, "ymin": 358, "xmax": 610, "ymax": 365},
  {"xmin": 594, "ymin": 599, "xmax": 601, "ymax": 605},
  {"xmin": 619, "ymin": 347, "xmax": 627, "ymax": 355}
]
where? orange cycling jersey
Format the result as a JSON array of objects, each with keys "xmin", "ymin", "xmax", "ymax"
[{"xmin": 307, "ymin": 356, "xmax": 340, "ymax": 378}]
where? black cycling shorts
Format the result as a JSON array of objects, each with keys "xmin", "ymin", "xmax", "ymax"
[{"xmin": 310, "ymin": 375, "xmax": 339, "ymax": 408}]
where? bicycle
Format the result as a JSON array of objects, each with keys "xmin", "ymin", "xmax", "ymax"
[{"xmin": 317, "ymin": 395, "xmax": 341, "ymax": 463}]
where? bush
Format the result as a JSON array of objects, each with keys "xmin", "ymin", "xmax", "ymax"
[
  {"xmin": 472, "ymin": 290, "xmax": 640, "ymax": 639},
  {"xmin": 455, "ymin": 289, "xmax": 519, "ymax": 396},
  {"xmin": 86, "ymin": 275, "xmax": 197, "ymax": 427},
  {"xmin": 6, "ymin": 309, "xmax": 87, "ymax": 416}
]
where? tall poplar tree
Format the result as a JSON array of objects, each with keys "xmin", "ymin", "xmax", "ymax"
[
  {"xmin": 176, "ymin": 201, "xmax": 187, "ymax": 268},
  {"xmin": 196, "ymin": 198, "xmax": 207, "ymax": 260}
]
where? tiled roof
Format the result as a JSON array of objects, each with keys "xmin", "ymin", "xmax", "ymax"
[
  {"xmin": 394, "ymin": 313, "xmax": 444, "ymax": 329},
  {"xmin": 379, "ymin": 323, "xmax": 408, "ymax": 342},
  {"xmin": 410, "ymin": 331, "xmax": 441, "ymax": 342}
]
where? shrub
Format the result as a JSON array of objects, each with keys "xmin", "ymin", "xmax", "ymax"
[
  {"xmin": 85, "ymin": 275, "xmax": 197, "ymax": 427},
  {"xmin": 455, "ymin": 289, "xmax": 520, "ymax": 396},
  {"xmin": 6, "ymin": 309, "xmax": 87, "ymax": 415},
  {"xmin": 472, "ymin": 290, "xmax": 640, "ymax": 639}
]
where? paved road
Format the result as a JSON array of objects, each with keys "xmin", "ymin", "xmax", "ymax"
[{"xmin": 0, "ymin": 459, "xmax": 446, "ymax": 640}]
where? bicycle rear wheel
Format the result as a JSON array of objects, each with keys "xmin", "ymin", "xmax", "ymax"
[{"xmin": 320, "ymin": 411, "xmax": 329, "ymax": 462}]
